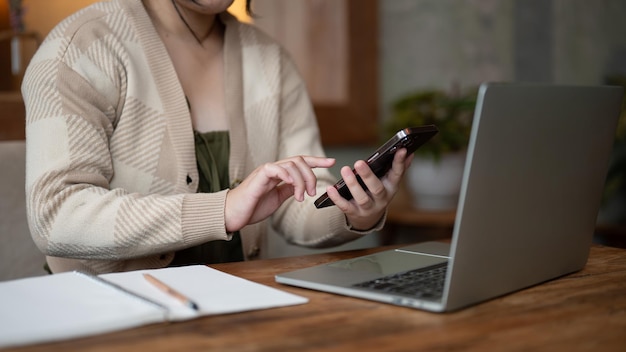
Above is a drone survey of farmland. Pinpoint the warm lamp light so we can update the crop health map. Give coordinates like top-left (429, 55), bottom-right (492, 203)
top-left (228, 0), bottom-right (251, 23)
top-left (0, 1), bottom-right (7, 19)
top-left (0, 1), bottom-right (10, 32)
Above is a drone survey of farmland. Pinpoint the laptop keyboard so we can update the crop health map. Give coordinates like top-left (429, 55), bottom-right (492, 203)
top-left (353, 262), bottom-right (448, 300)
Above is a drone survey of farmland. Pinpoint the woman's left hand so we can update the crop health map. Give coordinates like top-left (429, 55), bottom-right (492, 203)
top-left (325, 148), bottom-right (413, 231)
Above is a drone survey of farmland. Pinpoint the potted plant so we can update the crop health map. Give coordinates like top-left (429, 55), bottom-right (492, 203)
top-left (384, 86), bottom-right (477, 210)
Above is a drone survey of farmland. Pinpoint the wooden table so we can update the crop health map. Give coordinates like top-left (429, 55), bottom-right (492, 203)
top-left (6, 244), bottom-right (626, 352)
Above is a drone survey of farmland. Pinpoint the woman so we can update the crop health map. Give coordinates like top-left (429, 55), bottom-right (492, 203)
top-left (22, 0), bottom-right (411, 274)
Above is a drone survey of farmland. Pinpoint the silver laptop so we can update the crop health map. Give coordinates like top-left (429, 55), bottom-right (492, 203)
top-left (276, 83), bottom-right (623, 312)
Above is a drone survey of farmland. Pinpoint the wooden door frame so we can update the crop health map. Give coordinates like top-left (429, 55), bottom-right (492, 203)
top-left (315, 0), bottom-right (378, 146)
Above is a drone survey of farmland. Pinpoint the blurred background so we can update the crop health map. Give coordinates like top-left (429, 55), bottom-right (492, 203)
top-left (1, 0), bottom-right (625, 279)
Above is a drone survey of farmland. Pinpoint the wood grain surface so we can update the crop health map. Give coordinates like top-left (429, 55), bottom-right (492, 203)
top-left (6, 245), bottom-right (626, 352)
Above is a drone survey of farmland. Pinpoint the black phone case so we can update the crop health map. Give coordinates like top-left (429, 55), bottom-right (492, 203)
top-left (314, 125), bottom-right (439, 208)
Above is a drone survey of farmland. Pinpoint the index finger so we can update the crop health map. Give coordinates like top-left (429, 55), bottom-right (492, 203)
top-left (298, 156), bottom-right (336, 169)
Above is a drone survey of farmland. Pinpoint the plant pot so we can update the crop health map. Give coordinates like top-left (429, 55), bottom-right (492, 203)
top-left (406, 151), bottom-right (466, 210)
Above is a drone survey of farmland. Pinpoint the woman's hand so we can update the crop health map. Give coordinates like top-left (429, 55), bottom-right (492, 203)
top-left (224, 156), bottom-right (336, 233)
top-left (326, 148), bottom-right (413, 231)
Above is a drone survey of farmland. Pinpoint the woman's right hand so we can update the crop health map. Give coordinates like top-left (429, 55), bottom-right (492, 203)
top-left (223, 156), bottom-right (336, 233)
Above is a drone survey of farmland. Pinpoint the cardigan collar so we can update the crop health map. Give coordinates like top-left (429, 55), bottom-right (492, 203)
top-left (120, 0), bottom-right (248, 189)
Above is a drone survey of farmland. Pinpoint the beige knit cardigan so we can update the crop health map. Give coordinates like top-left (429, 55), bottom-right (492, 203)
top-left (22, 0), bottom-right (379, 274)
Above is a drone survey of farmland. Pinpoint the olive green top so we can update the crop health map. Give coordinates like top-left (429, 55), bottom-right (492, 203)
top-left (169, 131), bottom-right (244, 266)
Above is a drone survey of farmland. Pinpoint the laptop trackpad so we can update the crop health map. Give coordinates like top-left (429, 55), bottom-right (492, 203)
top-left (327, 245), bottom-right (448, 275)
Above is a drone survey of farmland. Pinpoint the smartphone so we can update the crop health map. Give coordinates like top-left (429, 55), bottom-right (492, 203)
top-left (314, 125), bottom-right (439, 208)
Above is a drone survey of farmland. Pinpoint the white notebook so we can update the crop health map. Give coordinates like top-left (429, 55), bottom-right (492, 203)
top-left (0, 265), bottom-right (308, 348)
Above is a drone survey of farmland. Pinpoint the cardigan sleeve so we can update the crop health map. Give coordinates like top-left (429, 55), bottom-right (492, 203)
top-left (22, 14), bottom-right (228, 262)
top-left (269, 48), bottom-right (385, 248)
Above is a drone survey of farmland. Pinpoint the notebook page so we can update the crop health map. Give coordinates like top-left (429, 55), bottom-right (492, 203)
top-left (0, 272), bottom-right (165, 348)
top-left (102, 265), bottom-right (309, 321)
top-left (0, 265), bottom-right (308, 348)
